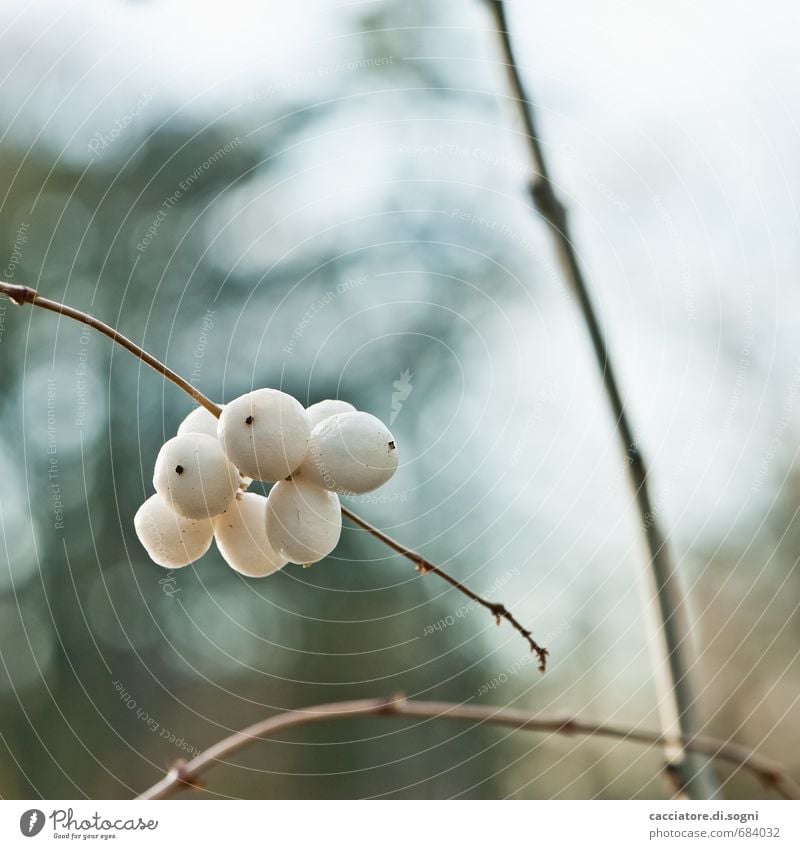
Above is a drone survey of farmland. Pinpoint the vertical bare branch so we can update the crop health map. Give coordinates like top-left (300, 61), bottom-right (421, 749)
top-left (486, 1), bottom-right (718, 798)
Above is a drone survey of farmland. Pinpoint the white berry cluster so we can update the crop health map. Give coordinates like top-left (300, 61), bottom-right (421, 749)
top-left (134, 390), bottom-right (398, 576)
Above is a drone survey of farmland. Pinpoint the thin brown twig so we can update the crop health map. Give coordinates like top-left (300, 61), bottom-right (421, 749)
top-left (136, 694), bottom-right (800, 800)
top-left (0, 279), bottom-right (547, 668)
top-left (486, 2), bottom-right (716, 797)
top-left (341, 506), bottom-right (548, 671)
top-left (0, 282), bottom-right (220, 418)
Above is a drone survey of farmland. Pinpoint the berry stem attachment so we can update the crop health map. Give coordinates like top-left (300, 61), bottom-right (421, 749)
top-left (0, 279), bottom-right (548, 670)
top-left (136, 694), bottom-right (800, 800)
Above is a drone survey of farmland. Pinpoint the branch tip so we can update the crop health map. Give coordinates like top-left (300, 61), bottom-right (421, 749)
top-left (340, 506), bottom-right (546, 666)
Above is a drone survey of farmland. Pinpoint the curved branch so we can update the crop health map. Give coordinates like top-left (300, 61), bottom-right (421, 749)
top-left (0, 282), bottom-right (220, 417)
top-left (0, 280), bottom-right (547, 667)
top-left (136, 695), bottom-right (800, 800)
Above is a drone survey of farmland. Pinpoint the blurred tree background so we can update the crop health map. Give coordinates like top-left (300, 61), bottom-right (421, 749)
top-left (0, 0), bottom-right (798, 799)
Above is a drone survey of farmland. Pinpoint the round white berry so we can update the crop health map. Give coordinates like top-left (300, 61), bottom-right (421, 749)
top-left (217, 389), bottom-right (310, 482)
top-left (178, 405), bottom-right (253, 491)
top-left (265, 478), bottom-right (341, 564)
top-left (306, 399), bottom-right (356, 430)
top-left (134, 493), bottom-right (213, 568)
top-left (177, 405), bottom-right (223, 439)
top-left (213, 492), bottom-right (288, 578)
top-left (153, 433), bottom-right (239, 519)
top-left (298, 411), bottom-right (398, 494)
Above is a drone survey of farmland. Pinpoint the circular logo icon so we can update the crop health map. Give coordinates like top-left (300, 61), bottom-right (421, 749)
top-left (19, 810), bottom-right (46, 837)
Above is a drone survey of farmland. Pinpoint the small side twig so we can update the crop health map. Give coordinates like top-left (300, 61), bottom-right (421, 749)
top-left (0, 280), bottom-right (547, 668)
top-left (341, 506), bottom-right (548, 671)
top-left (136, 694), bottom-right (800, 800)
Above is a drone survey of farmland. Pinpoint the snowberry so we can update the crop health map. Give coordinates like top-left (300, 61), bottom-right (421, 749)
top-left (298, 411), bottom-right (398, 494)
top-left (134, 493), bottom-right (213, 568)
top-left (213, 492), bottom-right (288, 578)
top-left (179, 405), bottom-right (253, 491)
top-left (153, 432), bottom-right (239, 519)
top-left (306, 399), bottom-right (356, 430)
top-left (265, 478), bottom-right (342, 564)
top-left (217, 389), bottom-right (310, 482)
top-left (177, 405), bottom-right (223, 440)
